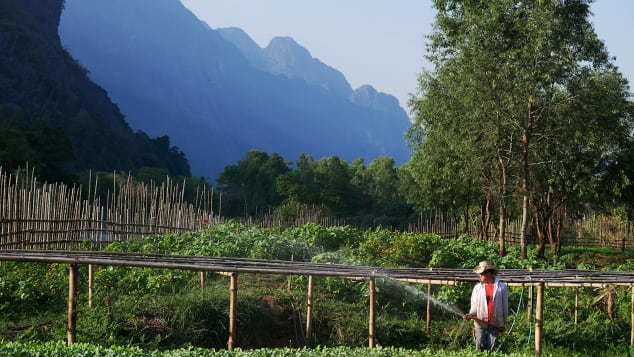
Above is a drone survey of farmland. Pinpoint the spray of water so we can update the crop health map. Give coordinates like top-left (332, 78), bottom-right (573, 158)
top-left (376, 275), bottom-right (473, 349)
top-left (367, 269), bottom-right (466, 317)
top-left (391, 277), bottom-right (466, 317)
top-left (311, 256), bottom-right (473, 348)
top-left (312, 254), bottom-right (467, 317)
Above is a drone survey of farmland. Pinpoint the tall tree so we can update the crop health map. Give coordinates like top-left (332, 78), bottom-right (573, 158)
top-left (216, 150), bottom-right (290, 217)
top-left (364, 157), bottom-right (401, 216)
top-left (313, 156), bottom-right (359, 216)
top-left (409, 0), bottom-right (632, 258)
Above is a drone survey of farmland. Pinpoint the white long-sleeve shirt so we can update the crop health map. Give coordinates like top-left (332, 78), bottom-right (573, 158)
top-left (468, 276), bottom-right (509, 329)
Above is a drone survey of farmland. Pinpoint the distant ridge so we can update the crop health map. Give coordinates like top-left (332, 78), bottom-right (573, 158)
top-left (217, 27), bottom-right (407, 115)
top-left (59, 0), bottom-right (411, 180)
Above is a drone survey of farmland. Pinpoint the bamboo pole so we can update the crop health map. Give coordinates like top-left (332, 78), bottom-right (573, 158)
top-left (200, 271), bottom-right (206, 293)
top-left (368, 277), bottom-right (376, 348)
top-left (527, 282), bottom-right (533, 324)
top-left (631, 285), bottom-right (634, 347)
top-left (574, 287), bottom-right (579, 327)
top-left (396, 278), bottom-right (459, 286)
top-left (88, 264), bottom-right (94, 308)
top-left (426, 282), bottom-right (431, 334)
top-left (607, 286), bottom-right (615, 320)
top-left (288, 255), bottom-right (294, 291)
top-left (305, 275), bottom-right (314, 341)
top-left (67, 263), bottom-right (78, 345)
top-left (535, 282), bottom-right (544, 357)
top-left (228, 272), bottom-right (237, 351)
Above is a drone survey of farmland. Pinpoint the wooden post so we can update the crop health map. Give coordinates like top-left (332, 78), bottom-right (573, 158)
top-left (607, 286), bottom-right (616, 320)
top-left (305, 275), bottom-right (314, 342)
top-left (228, 272), bottom-right (237, 351)
top-left (574, 287), bottom-right (579, 327)
top-left (200, 271), bottom-right (206, 292)
top-left (534, 282), bottom-right (544, 357)
top-left (68, 263), bottom-right (78, 345)
top-left (630, 285), bottom-right (634, 347)
top-left (88, 264), bottom-right (94, 308)
top-left (527, 269), bottom-right (533, 324)
top-left (426, 281), bottom-right (431, 334)
top-left (288, 255), bottom-right (294, 291)
top-left (369, 278), bottom-right (376, 348)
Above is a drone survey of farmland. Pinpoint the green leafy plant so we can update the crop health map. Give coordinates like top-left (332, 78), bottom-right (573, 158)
top-left (1, 223), bottom-right (633, 355)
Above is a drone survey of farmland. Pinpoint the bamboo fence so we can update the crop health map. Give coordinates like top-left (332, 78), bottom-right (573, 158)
top-left (404, 211), bottom-right (634, 250)
top-left (0, 167), bottom-right (216, 250)
top-left (1, 166), bottom-right (632, 250)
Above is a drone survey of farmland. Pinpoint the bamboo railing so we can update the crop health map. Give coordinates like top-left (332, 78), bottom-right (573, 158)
top-left (2, 249), bottom-right (634, 354)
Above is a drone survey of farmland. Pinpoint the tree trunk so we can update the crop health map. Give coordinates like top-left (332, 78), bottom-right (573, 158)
top-left (482, 196), bottom-right (491, 241)
top-left (498, 203), bottom-right (507, 257)
top-left (520, 102), bottom-right (533, 260)
top-left (465, 179), bottom-right (472, 235)
top-left (534, 211), bottom-right (545, 259)
top-left (547, 213), bottom-right (556, 251)
top-left (531, 198), bottom-right (552, 259)
top-left (497, 157), bottom-right (508, 257)
top-left (546, 192), bottom-right (557, 251)
top-left (555, 207), bottom-right (564, 253)
top-left (521, 194), bottom-right (530, 259)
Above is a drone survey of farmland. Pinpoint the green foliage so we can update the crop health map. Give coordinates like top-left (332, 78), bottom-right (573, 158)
top-left (217, 150), bottom-right (290, 217)
top-left (0, 262), bottom-right (67, 308)
top-left (0, 340), bottom-right (545, 356)
top-left (0, 117), bottom-right (75, 183)
top-left (78, 288), bottom-right (229, 350)
top-left (407, 0), bottom-right (634, 259)
top-left (356, 229), bottom-right (442, 267)
top-left (94, 266), bottom-right (191, 297)
top-left (545, 310), bottom-right (629, 351)
top-left (374, 313), bottom-right (428, 349)
top-left (216, 152), bottom-right (415, 230)
top-left (104, 223), bottom-right (312, 262)
top-left (289, 223), bottom-right (363, 252)
top-left (2, 224), bottom-right (634, 355)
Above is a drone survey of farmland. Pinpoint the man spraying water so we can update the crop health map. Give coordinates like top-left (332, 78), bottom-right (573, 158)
top-left (463, 260), bottom-right (509, 352)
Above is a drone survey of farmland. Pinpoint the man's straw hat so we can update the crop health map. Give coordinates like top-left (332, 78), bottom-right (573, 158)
top-left (473, 260), bottom-right (498, 275)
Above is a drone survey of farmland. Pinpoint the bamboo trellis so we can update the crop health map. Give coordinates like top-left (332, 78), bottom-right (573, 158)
top-left (2, 250), bottom-right (634, 355)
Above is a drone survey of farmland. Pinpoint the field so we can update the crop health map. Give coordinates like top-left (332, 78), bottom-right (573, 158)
top-left (1, 222), bottom-right (634, 356)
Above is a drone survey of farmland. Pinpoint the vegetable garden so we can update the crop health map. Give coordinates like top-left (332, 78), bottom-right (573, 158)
top-left (2, 223), bottom-right (634, 356)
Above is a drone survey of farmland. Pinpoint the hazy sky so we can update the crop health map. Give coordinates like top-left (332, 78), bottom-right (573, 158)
top-left (180, 0), bottom-right (633, 111)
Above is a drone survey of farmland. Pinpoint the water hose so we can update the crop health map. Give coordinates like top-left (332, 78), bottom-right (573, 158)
top-left (468, 316), bottom-right (502, 330)
top-left (494, 284), bottom-right (524, 352)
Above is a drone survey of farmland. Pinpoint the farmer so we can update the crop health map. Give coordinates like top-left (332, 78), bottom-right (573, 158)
top-left (463, 260), bottom-right (509, 352)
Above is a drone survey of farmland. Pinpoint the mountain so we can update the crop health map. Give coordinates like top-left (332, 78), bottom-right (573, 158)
top-left (59, 0), bottom-right (411, 180)
top-left (217, 27), bottom-right (408, 115)
top-left (218, 28), bottom-right (353, 99)
top-left (0, 0), bottom-right (191, 179)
